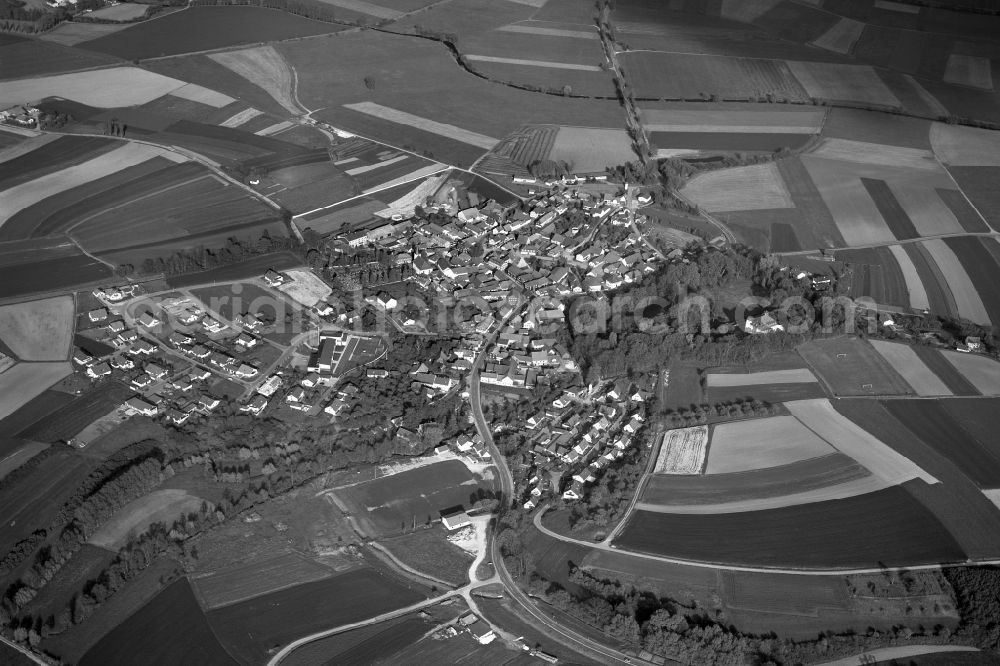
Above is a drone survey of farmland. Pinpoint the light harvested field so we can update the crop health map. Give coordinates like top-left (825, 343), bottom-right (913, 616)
top-left (277, 268), bottom-right (332, 307)
top-left (681, 162), bottom-right (793, 212)
top-left (168, 83), bottom-right (235, 108)
top-left (84, 3), bottom-right (148, 20)
top-left (922, 238), bottom-right (991, 324)
top-left (89, 489), bottom-right (206, 551)
top-left (219, 107), bottom-right (263, 128)
top-left (255, 120), bottom-right (294, 136)
top-left (0, 295), bottom-right (73, 361)
top-left (800, 156), bottom-right (894, 246)
top-left (38, 21), bottom-right (128, 46)
top-left (547, 126), bottom-right (634, 173)
top-left (943, 351), bottom-right (1000, 395)
top-left (0, 67), bottom-right (185, 109)
top-left (343, 102), bottom-right (497, 149)
top-left (636, 475), bottom-right (888, 514)
top-left (869, 340), bottom-right (953, 396)
top-left (786, 398), bottom-right (937, 484)
top-left (809, 137), bottom-right (939, 171)
top-left (313, 0), bottom-right (402, 19)
top-left (464, 55), bottom-right (602, 72)
top-left (887, 174), bottom-right (964, 237)
top-left (641, 107), bottom-right (824, 133)
top-left (0, 441), bottom-right (49, 481)
top-left (888, 245), bottom-right (930, 310)
top-left (193, 552), bottom-right (336, 609)
top-left (706, 368), bottom-right (817, 387)
top-left (787, 61), bottom-right (901, 107)
top-left (705, 416), bottom-right (834, 474)
top-left (0, 362), bottom-right (72, 421)
top-left (811, 17), bottom-right (865, 55)
top-left (798, 337), bottom-right (913, 396)
top-left (209, 46), bottom-right (299, 115)
top-left (0, 142), bottom-right (184, 227)
top-left (944, 54), bottom-right (993, 90)
top-left (496, 24), bottom-right (597, 39)
top-left (931, 123), bottom-right (1000, 166)
top-left (653, 426), bottom-right (708, 475)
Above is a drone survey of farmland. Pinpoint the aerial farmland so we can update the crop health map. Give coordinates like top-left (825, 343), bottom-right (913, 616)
top-left (5, 0), bottom-right (1000, 664)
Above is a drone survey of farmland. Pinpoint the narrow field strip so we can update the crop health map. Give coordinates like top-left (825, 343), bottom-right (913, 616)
top-left (869, 341), bottom-right (953, 396)
top-left (922, 238), bottom-right (991, 324)
top-left (311, 0), bottom-right (401, 19)
top-left (219, 107), bottom-right (264, 128)
top-left (636, 475), bottom-right (888, 514)
top-left (944, 53), bottom-right (993, 91)
top-left (465, 54), bottom-right (602, 71)
top-left (888, 244), bottom-right (929, 311)
top-left (943, 351), bottom-right (1000, 395)
top-left (342, 102), bottom-right (498, 149)
top-left (497, 24), bottom-right (597, 39)
top-left (641, 108), bottom-right (825, 130)
top-left (874, 0), bottom-right (919, 12)
top-left (255, 121), bottom-right (295, 136)
top-left (811, 17), bottom-right (864, 55)
top-left (169, 83), bottom-right (235, 108)
top-left (810, 138), bottom-right (939, 171)
top-left (0, 143), bottom-right (184, 226)
top-left (785, 398), bottom-right (938, 485)
top-left (706, 368), bottom-right (817, 387)
top-left (344, 154), bottom-right (409, 176)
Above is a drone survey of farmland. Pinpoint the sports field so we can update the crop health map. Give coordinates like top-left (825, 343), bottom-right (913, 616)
top-left (798, 337), bottom-right (913, 396)
top-left (706, 416), bottom-right (833, 474)
top-left (89, 489), bottom-right (206, 551)
top-left (615, 486), bottom-right (965, 568)
top-left (0, 295), bottom-right (73, 361)
top-left (681, 162), bottom-right (793, 213)
top-left (869, 341), bottom-right (952, 396)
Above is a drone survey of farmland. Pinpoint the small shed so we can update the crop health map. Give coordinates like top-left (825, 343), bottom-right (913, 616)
top-left (441, 509), bottom-right (471, 531)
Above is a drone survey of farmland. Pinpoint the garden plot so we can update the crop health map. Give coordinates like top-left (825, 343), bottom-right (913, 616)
top-left (944, 54), bottom-right (993, 91)
top-left (943, 351), bottom-right (1000, 395)
top-left (209, 46), bottom-right (300, 115)
top-left (706, 368), bottom-right (817, 387)
top-left (787, 62), bottom-right (901, 108)
top-left (277, 268), bottom-right (332, 307)
top-left (652, 426), bottom-right (708, 475)
top-left (342, 102), bottom-right (498, 149)
top-left (0, 294), bottom-right (73, 360)
top-left (548, 127), bottom-right (635, 173)
top-left (922, 239), bottom-right (991, 324)
top-left (811, 18), bottom-right (864, 55)
top-left (640, 107), bottom-right (824, 134)
top-left (931, 123), bottom-right (1000, 166)
top-left (680, 162), bottom-right (793, 213)
top-left (869, 341), bottom-right (952, 396)
top-left (785, 398), bottom-right (937, 485)
top-left (0, 142), bottom-right (185, 227)
top-left (0, 67), bottom-right (186, 109)
top-left (705, 416), bottom-right (834, 474)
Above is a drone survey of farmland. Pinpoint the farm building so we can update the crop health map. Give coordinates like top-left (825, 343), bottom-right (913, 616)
top-left (744, 312), bottom-right (784, 335)
top-left (441, 509), bottom-right (471, 531)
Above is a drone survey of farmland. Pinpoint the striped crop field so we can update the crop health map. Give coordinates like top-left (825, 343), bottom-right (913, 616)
top-left (868, 340), bottom-right (953, 396)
